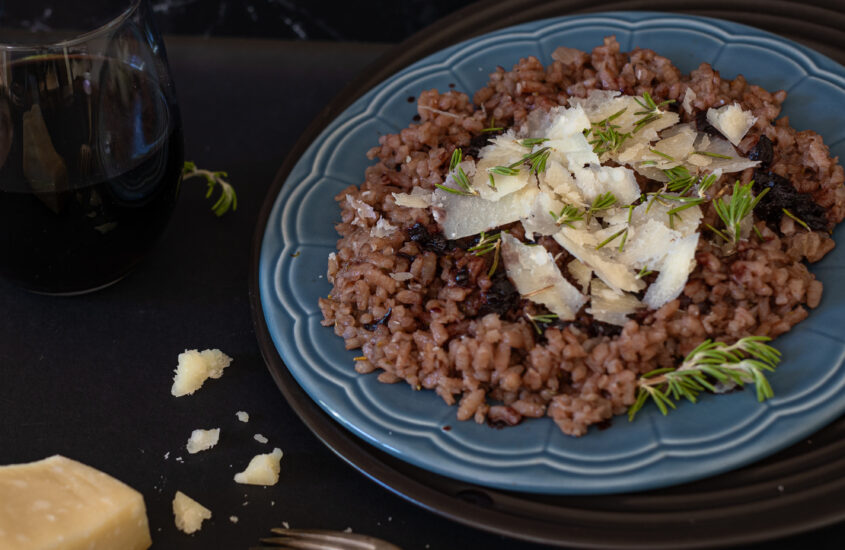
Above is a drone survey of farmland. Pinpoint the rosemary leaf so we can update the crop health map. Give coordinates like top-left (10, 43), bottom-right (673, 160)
top-left (183, 161), bottom-right (238, 216)
top-left (782, 208), bottom-right (811, 231)
top-left (692, 150), bottom-right (732, 159)
top-left (520, 137), bottom-right (549, 147)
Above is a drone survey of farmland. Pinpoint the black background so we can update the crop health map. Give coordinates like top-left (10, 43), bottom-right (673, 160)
top-left (1, 0), bottom-right (477, 42)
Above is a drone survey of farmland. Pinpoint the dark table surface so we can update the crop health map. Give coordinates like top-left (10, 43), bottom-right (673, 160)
top-left (2, 34), bottom-right (844, 550)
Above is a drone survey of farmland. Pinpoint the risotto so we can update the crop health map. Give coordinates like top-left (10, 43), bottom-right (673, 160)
top-left (318, 37), bottom-right (844, 436)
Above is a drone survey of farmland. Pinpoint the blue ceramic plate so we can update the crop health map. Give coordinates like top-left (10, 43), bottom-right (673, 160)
top-left (259, 12), bottom-right (845, 494)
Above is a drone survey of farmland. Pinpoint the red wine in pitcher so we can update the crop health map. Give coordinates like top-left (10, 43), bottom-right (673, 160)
top-left (0, 54), bottom-right (182, 293)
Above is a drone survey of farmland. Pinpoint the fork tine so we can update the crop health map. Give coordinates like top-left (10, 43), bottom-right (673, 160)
top-left (260, 537), bottom-right (345, 550)
top-left (268, 529), bottom-right (375, 549)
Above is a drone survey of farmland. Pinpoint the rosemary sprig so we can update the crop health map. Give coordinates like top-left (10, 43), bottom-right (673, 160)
top-left (487, 165), bottom-right (520, 176)
top-left (550, 204), bottom-right (585, 227)
top-left (587, 108), bottom-right (630, 155)
top-left (525, 147), bottom-right (552, 175)
top-left (665, 196), bottom-right (707, 228)
top-left (520, 137), bottom-right (549, 147)
top-left (664, 165), bottom-right (695, 194)
top-left (628, 336), bottom-right (781, 421)
top-left (435, 148), bottom-right (477, 196)
top-left (526, 312), bottom-right (559, 334)
top-left (632, 92), bottom-right (675, 134)
top-left (586, 192), bottom-right (617, 219)
top-left (596, 227), bottom-right (628, 251)
top-left (698, 173), bottom-right (718, 195)
top-left (596, 205), bottom-right (634, 251)
top-left (782, 208), bottom-right (811, 231)
top-left (481, 117), bottom-right (504, 133)
top-left (707, 180), bottom-right (769, 244)
top-left (636, 265), bottom-right (653, 279)
top-left (488, 146), bottom-right (552, 181)
top-left (468, 231), bottom-right (503, 276)
top-left (182, 161), bottom-right (238, 216)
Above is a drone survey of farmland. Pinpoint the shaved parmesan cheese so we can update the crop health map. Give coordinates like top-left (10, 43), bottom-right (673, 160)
top-left (682, 88), bottom-right (697, 114)
top-left (568, 90), bottom-right (623, 122)
top-left (501, 233), bottom-right (586, 320)
top-left (545, 105), bottom-right (598, 170)
top-left (572, 165), bottom-right (640, 205)
top-left (588, 279), bottom-right (644, 326)
top-left (706, 103), bottom-right (757, 146)
top-left (521, 190), bottom-right (564, 239)
top-left (696, 136), bottom-right (760, 173)
top-left (643, 232), bottom-right (699, 309)
top-left (650, 124), bottom-right (697, 163)
top-left (392, 188), bottom-right (432, 208)
top-left (520, 106), bottom-right (555, 137)
top-left (472, 133), bottom-right (532, 199)
top-left (567, 259), bottom-right (592, 292)
top-left (628, 198), bottom-right (702, 238)
top-left (570, 90), bottom-right (679, 144)
top-left (554, 228), bottom-right (643, 293)
top-left (617, 219), bottom-right (679, 269)
top-left (370, 217), bottom-right (397, 238)
top-left (540, 159), bottom-right (585, 206)
top-left (433, 185), bottom-right (538, 239)
top-left (345, 195), bottom-right (376, 226)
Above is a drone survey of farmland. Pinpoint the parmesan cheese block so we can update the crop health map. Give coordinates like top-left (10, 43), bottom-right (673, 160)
top-left (171, 348), bottom-right (232, 397)
top-left (172, 491), bottom-right (211, 535)
top-left (0, 455), bottom-right (151, 550)
top-left (706, 103), bottom-right (757, 146)
top-left (501, 233), bottom-right (586, 320)
top-left (233, 448), bottom-right (283, 486)
top-left (186, 428), bottom-right (220, 454)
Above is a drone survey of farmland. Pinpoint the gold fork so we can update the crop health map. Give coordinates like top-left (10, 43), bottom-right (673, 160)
top-left (252, 528), bottom-right (402, 550)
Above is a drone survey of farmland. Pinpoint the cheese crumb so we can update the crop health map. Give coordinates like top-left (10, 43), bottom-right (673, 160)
top-left (229, 516), bottom-right (239, 524)
top-left (172, 491), bottom-right (212, 535)
top-left (235, 411), bottom-right (249, 423)
top-left (186, 428), bottom-right (221, 454)
top-left (253, 433), bottom-right (269, 444)
top-left (171, 349), bottom-right (232, 397)
top-left (234, 448), bottom-right (283, 486)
